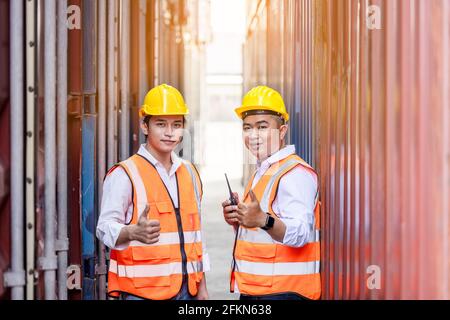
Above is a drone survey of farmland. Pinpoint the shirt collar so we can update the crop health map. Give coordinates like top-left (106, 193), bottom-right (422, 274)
top-left (137, 144), bottom-right (182, 177)
top-left (257, 145), bottom-right (296, 169)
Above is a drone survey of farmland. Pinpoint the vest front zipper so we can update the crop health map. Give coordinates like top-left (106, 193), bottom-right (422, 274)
top-left (174, 174), bottom-right (188, 288)
top-left (174, 207), bottom-right (188, 286)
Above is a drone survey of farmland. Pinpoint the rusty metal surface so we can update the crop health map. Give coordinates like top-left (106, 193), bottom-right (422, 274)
top-left (34, 0), bottom-right (46, 300)
top-left (67, 0), bottom-right (83, 300)
top-left (129, 0), bottom-right (142, 154)
top-left (244, 0), bottom-right (450, 299)
top-left (315, 0), bottom-right (450, 300)
top-left (1, 0), bottom-right (197, 300)
top-left (67, 98), bottom-right (82, 301)
top-left (80, 0), bottom-right (97, 299)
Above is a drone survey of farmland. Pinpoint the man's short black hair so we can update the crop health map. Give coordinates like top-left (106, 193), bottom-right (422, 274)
top-left (242, 110), bottom-right (286, 126)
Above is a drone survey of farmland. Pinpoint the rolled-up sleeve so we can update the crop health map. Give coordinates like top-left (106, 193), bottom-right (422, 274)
top-left (96, 167), bottom-right (133, 250)
top-left (273, 166), bottom-right (318, 248)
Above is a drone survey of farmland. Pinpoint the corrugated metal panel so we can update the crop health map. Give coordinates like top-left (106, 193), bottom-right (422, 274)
top-left (80, 0), bottom-right (97, 300)
top-left (129, 0), bottom-right (143, 154)
top-left (67, 97), bottom-right (82, 300)
top-left (244, 0), bottom-right (450, 299)
top-left (81, 113), bottom-right (96, 299)
top-left (156, 0), bottom-right (186, 88)
top-left (67, 0), bottom-right (83, 300)
top-left (2, 0), bottom-right (194, 300)
top-left (0, 0), bottom-right (11, 299)
top-left (242, 0), bottom-right (266, 185)
top-left (34, 0), bottom-right (46, 300)
top-left (314, 0), bottom-right (450, 300)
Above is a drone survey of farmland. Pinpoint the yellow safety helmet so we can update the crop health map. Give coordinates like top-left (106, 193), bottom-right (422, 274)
top-left (234, 85), bottom-right (289, 122)
top-left (139, 84), bottom-right (189, 117)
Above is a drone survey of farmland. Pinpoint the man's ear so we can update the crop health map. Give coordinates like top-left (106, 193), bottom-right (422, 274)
top-left (280, 124), bottom-right (288, 140)
top-left (140, 120), bottom-right (149, 135)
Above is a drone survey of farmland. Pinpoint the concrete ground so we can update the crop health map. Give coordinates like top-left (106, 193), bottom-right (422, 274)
top-left (201, 178), bottom-right (242, 300)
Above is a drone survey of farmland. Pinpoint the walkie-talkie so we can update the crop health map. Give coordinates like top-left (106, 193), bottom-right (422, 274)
top-left (225, 173), bottom-right (237, 205)
top-left (225, 173), bottom-right (239, 292)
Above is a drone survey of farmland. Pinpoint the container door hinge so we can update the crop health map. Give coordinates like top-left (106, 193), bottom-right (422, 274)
top-left (38, 255), bottom-right (58, 271)
top-left (55, 238), bottom-right (69, 252)
top-left (3, 270), bottom-right (26, 288)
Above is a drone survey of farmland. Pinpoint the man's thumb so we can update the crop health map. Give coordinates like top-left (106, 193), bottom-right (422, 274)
top-left (139, 204), bottom-right (150, 220)
top-left (232, 192), bottom-right (240, 204)
top-left (249, 190), bottom-right (258, 202)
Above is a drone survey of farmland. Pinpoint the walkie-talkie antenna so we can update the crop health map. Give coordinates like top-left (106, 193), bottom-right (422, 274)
top-left (224, 173), bottom-right (239, 290)
top-left (225, 173), bottom-right (236, 205)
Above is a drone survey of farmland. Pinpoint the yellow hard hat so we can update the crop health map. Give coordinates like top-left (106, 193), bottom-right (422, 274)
top-left (234, 85), bottom-right (289, 122)
top-left (139, 84), bottom-right (189, 117)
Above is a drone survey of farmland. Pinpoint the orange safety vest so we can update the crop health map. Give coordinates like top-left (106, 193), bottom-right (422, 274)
top-left (231, 154), bottom-right (321, 299)
top-left (106, 153), bottom-right (204, 300)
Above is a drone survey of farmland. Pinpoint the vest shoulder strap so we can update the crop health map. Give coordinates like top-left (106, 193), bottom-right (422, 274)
top-left (181, 160), bottom-right (203, 210)
top-left (243, 170), bottom-right (258, 200)
top-left (104, 156), bottom-right (136, 182)
top-left (258, 154), bottom-right (319, 211)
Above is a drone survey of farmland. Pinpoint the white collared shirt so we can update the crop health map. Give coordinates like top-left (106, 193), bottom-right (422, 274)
top-left (252, 145), bottom-right (318, 247)
top-left (96, 144), bottom-right (210, 271)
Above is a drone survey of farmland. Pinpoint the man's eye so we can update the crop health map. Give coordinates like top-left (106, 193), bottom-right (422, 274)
top-left (174, 124), bottom-right (182, 129)
top-left (156, 123), bottom-right (165, 127)
top-left (243, 127), bottom-right (251, 131)
top-left (258, 126), bottom-right (268, 130)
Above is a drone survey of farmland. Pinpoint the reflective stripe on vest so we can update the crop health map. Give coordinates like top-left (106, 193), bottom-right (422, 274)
top-left (107, 154), bottom-right (204, 300)
top-left (238, 228), bottom-right (320, 245)
top-left (123, 156), bottom-right (147, 224)
top-left (235, 259), bottom-right (320, 276)
top-left (258, 157), bottom-right (305, 212)
top-left (233, 154), bottom-right (321, 300)
top-left (129, 230), bottom-right (202, 247)
top-left (109, 259), bottom-right (203, 278)
top-left (182, 160), bottom-right (202, 214)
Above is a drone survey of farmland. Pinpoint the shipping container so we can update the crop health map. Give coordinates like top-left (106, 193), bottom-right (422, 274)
top-left (0, 0), bottom-right (207, 300)
top-left (243, 0), bottom-right (450, 299)
top-left (0, 0), bottom-right (11, 300)
top-left (2, 0), bottom-right (448, 301)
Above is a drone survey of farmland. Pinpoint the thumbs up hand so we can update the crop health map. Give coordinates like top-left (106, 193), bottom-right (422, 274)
top-left (129, 204), bottom-right (161, 244)
top-left (236, 190), bottom-right (267, 229)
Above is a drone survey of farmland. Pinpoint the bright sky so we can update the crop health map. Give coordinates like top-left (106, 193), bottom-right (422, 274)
top-left (206, 0), bottom-right (246, 75)
top-left (202, 0), bottom-right (246, 181)
top-left (210, 0), bottom-right (246, 34)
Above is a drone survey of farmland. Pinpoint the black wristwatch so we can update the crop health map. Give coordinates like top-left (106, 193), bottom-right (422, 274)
top-left (261, 213), bottom-right (275, 230)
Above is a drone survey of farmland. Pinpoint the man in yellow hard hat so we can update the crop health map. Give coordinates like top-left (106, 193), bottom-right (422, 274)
top-left (97, 84), bottom-right (210, 300)
top-left (221, 85), bottom-right (321, 300)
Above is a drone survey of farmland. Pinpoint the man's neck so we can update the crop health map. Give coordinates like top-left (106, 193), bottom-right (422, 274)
top-left (145, 143), bottom-right (173, 171)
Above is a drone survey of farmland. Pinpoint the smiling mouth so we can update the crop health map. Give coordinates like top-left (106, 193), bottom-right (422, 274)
top-left (161, 140), bottom-right (176, 144)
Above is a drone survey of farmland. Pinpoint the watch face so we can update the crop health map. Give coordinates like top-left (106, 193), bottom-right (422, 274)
top-left (262, 215), bottom-right (275, 230)
top-left (267, 216), bottom-right (275, 229)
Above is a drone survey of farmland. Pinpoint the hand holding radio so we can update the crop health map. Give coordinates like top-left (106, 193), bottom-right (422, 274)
top-left (236, 190), bottom-right (267, 229)
top-left (222, 174), bottom-right (240, 227)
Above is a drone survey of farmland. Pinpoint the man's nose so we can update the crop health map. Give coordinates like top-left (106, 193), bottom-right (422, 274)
top-left (249, 128), bottom-right (259, 138)
top-left (164, 126), bottom-right (174, 137)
